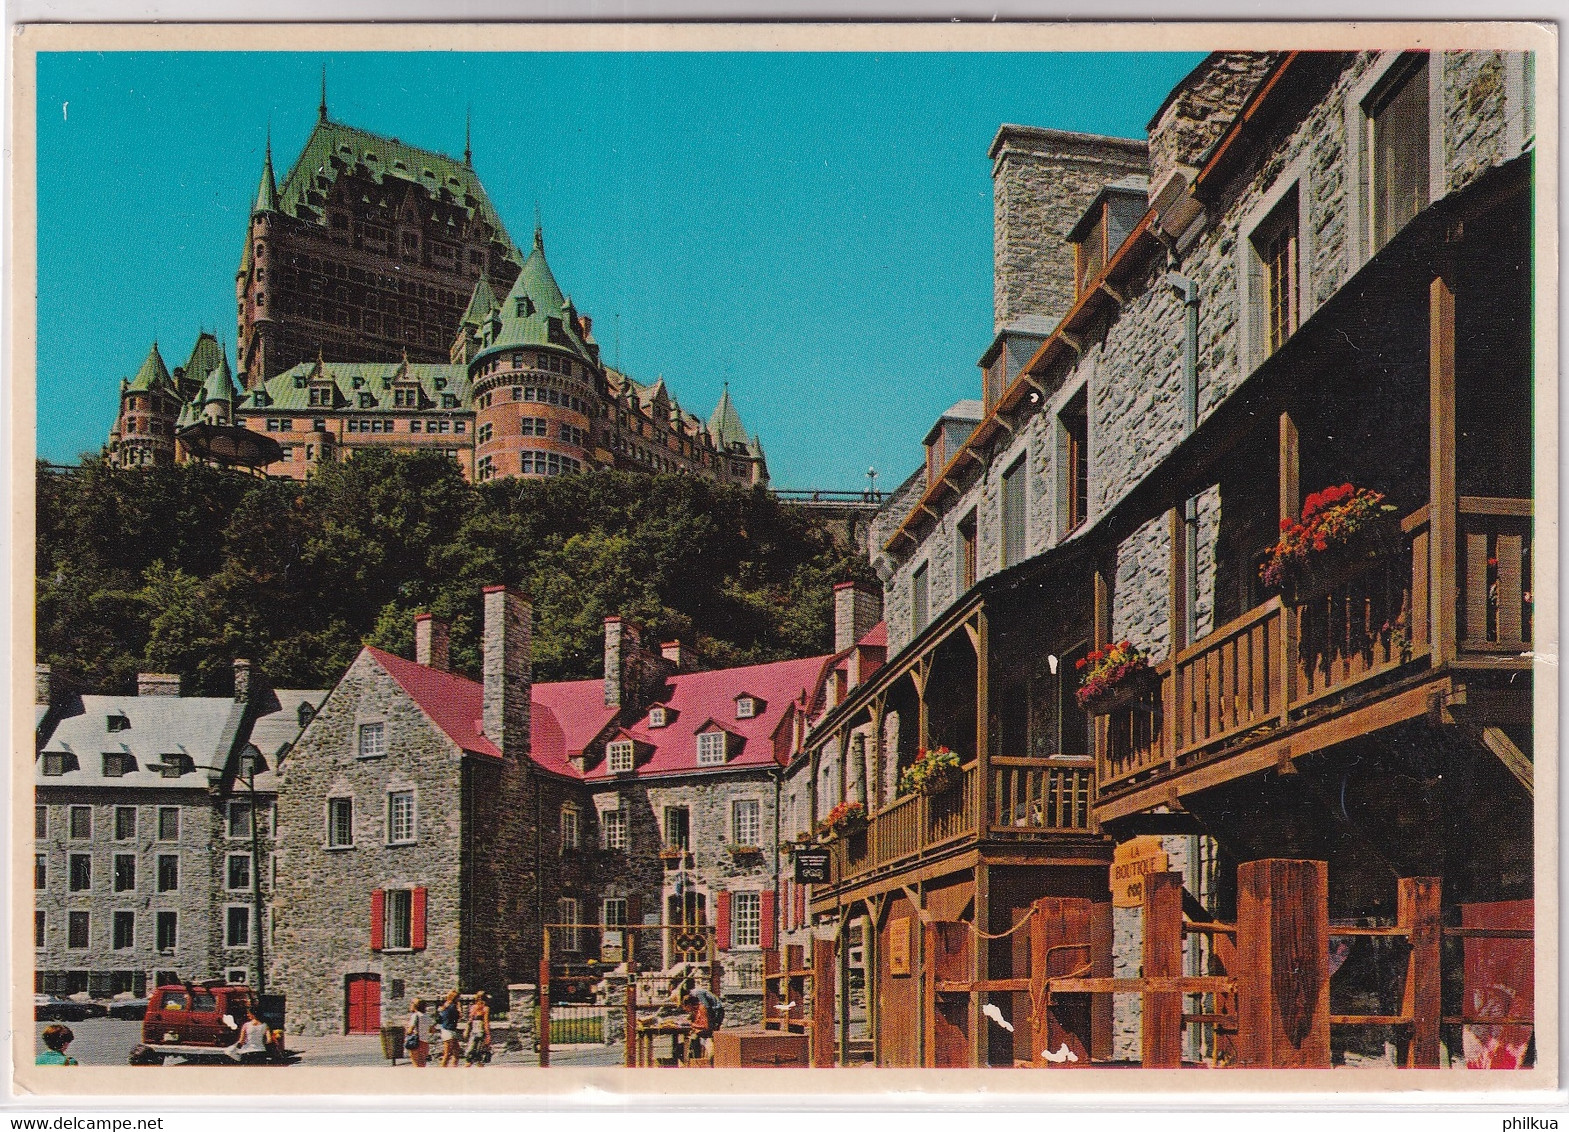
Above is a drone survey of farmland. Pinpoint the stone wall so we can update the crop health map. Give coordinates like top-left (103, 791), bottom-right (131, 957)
top-left (1147, 53), bottom-right (1279, 195)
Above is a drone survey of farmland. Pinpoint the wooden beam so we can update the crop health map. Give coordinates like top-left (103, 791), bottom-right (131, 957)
top-left (1169, 507), bottom-right (1189, 653)
top-left (1430, 273), bottom-right (1458, 664)
top-left (1278, 410), bottom-right (1300, 526)
top-left (972, 863), bottom-right (990, 1067)
top-left (1142, 871), bottom-right (1184, 1068)
top-left (812, 936), bottom-right (836, 1067)
top-left (1477, 725), bottom-right (1533, 795)
top-left (1236, 859), bottom-right (1329, 1068)
top-left (1399, 877), bottom-right (1443, 1068)
top-left (1047, 976), bottom-right (1234, 995)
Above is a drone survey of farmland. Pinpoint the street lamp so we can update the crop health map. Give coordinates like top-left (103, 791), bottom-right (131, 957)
top-left (237, 744), bottom-right (267, 995)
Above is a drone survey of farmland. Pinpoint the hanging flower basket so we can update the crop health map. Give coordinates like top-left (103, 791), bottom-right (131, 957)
top-left (899, 747), bottom-right (962, 797)
top-left (819, 800), bottom-right (868, 838)
top-left (1075, 642), bottom-right (1156, 715)
top-left (1261, 484), bottom-right (1404, 606)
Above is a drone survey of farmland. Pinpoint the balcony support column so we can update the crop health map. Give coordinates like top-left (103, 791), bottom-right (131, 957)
top-left (1429, 272), bottom-right (1458, 665)
top-left (1167, 507), bottom-right (1189, 767)
top-left (1093, 566), bottom-right (1112, 769)
top-left (972, 861), bottom-right (991, 1067)
top-left (870, 696), bottom-right (887, 810)
top-left (1278, 411), bottom-right (1301, 721)
top-left (973, 608), bottom-right (990, 835)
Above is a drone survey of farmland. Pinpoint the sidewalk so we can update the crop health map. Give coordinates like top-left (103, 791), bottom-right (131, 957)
top-left (280, 1032), bottom-right (626, 1068)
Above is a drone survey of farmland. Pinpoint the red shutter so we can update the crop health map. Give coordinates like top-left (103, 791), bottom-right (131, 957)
top-left (716, 889), bottom-right (732, 950)
top-left (370, 889), bottom-right (385, 951)
top-left (782, 881), bottom-right (792, 931)
top-left (794, 880), bottom-right (806, 926)
top-left (410, 887), bottom-right (428, 950)
top-left (760, 889), bottom-right (777, 950)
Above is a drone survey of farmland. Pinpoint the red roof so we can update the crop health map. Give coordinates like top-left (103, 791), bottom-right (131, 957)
top-left (858, 621), bottom-right (887, 648)
top-left (365, 648), bottom-right (615, 774)
top-left (586, 653), bottom-right (834, 781)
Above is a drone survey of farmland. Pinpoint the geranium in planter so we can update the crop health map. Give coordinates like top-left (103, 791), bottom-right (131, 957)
top-left (1260, 484), bottom-right (1402, 605)
top-left (898, 746), bottom-right (962, 797)
top-left (821, 800), bottom-right (868, 838)
top-left (1074, 641), bottom-right (1156, 714)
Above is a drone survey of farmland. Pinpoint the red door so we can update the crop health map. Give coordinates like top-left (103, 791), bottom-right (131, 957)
top-left (345, 974), bottom-right (381, 1034)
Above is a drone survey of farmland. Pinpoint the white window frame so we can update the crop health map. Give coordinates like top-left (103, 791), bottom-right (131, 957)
top-left (228, 799), bottom-right (273, 840)
top-left (732, 799), bottom-right (762, 847)
top-left (68, 852), bottom-right (91, 892)
top-left (36, 911), bottom-right (45, 950)
top-left (114, 853), bottom-right (137, 893)
top-left (387, 789), bottom-right (417, 846)
top-left (227, 968), bottom-right (249, 986)
top-left (732, 891), bottom-right (762, 949)
top-left (67, 910), bottom-right (91, 950)
top-left (607, 739), bottom-right (635, 773)
top-left (156, 910), bottom-right (178, 953)
top-left (383, 888), bottom-right (413, 951)
top-left (113, 806), bottom-right (136, 841)
top-left (157, 806), bottom-right (180, 842)
top-left (357, 720), bottom-right (387, 759)
top-left (697, 731), bottom-right (727, 766)
top-left (648, 706), bottom-right (667, 729)
top-left (602, 806), bottom-right (628, 851)
top-left (36, 805), bottom-right (47, 839)
top-left (226, 852), bottom-right (252, 892)
top-left (112, 909), bottom-right (136, 951)
top-left (1346, 51), bottom-right (1445, 271)
top-left (156, 853), bottom-right (179, 893)
top-left (557, 897), bottom-right (581, 952)
top-left (69, 805), bottom-right (92, 840)
top-left (602, 897), bottom-right (629, 928)
top-left (225, 905), bottom-right (252, 949)
top-left (735, 696), bottom-right (756, 720)
top-left (560, 804), bottom-right (580, 853)
top-left (327, 796), bottom-right (355, 849)
top-left (35, 853), bottom-right (47, 891)
top-left (1238, 167), bottom-right (1312, 374)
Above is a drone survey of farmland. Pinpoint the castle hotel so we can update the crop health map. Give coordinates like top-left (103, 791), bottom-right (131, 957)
top-left (105, 94), bottom-right (768, 488)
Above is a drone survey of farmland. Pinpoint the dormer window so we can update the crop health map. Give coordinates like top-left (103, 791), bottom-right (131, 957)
top-left (102, 752), bottom-right (137, 777)
top-left (648, 706), bottom-right (668, 729)
top-left (607, 740), bottom-right (635, 774)
top-left (735, 696), bottom-right (757, 720)
top-left (697, 731), bottom-right (727, 766)
top-left (298, 701), bottom-right (317, 728)
top-left (159, 753), bottom-right (193, 778)
top-left (293, 375), bottom-right (307, 389)
top-left (1074, 205), bottom-right (1108, 298)
top-left (107, 713), bottom-right (131, 733)
top-left (42, 752), bottom-right (74, 776)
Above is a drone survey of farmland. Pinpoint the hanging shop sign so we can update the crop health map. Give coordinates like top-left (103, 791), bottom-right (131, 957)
top-left (1111, 836), bottom-right (1170, 908)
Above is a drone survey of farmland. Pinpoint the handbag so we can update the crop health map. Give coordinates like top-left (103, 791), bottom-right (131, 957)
top-left (404, 1029), bottom-right (419, 1051)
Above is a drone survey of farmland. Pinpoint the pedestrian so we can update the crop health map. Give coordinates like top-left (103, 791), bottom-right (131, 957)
top-left (225, 1006), bottom-right (272, 1064)
top-left (436, 991), bottom-right (462, 1067)
top-left (36, 1024), bottom-right (77, 1065)
top-left (680, 992), bottom-right (713, 1062)
top-left (405, 999), bottom-right (431, 1067)
top-left (464, 991), bottom-right (491, 1066)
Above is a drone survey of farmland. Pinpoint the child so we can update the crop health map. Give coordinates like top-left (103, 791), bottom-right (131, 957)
top-left (37, 1024), bottom-right (78, 1065)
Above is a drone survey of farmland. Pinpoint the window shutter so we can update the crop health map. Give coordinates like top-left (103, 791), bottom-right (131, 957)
top-left (629, 893), bottom-right (643, 927)
top-left (716, 889), bottom-right (732, 951)
top-left (370, 889), bottom-right (385, 951)
top-left (794, 880), bottom-right (806, 927)
top-left (410, 887), bottom-right (427, 950)
top-left (760, 889), bottom-right (777, 950)
top-left (782, 881), bottom-right (792, 932)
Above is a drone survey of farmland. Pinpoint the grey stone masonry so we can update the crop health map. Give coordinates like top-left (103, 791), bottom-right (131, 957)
top-left (1147, 53), bottom-right (1280, 198)
top-left (414, 613), bottom-right (450, 671)
top-left (833, 582), bottom-right (882, 652)
top-left (990, 125), bottom-right (1148, 333)
top-left (137, 673), bottom-right (181, 697)
top-left (483, 586), bottom-right (530, 759)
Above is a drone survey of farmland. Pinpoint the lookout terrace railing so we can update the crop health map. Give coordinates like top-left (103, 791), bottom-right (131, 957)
top-left (1098, 499), bottom-right (1532, 796)
top-left (826, 758), bottom-right (1094, 890)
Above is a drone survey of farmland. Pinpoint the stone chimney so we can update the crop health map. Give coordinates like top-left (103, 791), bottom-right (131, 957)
top-left (414, 612), bottom-right (451, 672)
top-left (482, 585), bottom-right (531, 760)
top-left (1147, 51), bottom-right (1279, 221)
top-left (36, 664), bottom-right (51, 707)
top-left (834, 581), bottom-right (883, 653)
top-left (138, 673), bottom-right (182, 697)
top-left (605, 617), bottom-right (636, 710)
top-left (233, 659), bottom-right (253, 704)
top-left (660, 640), bottom-right (693, 673)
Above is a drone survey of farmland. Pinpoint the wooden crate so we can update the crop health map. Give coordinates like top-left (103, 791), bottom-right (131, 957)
top-left (711, 1029), bottom-right (810, 1068)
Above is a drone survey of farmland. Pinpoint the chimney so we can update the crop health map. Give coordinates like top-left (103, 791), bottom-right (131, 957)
top-left (414, 612), bottom-right (451, 672)
top-left (604, 616), bottom-right (635, 709)
top-left (233, 659), bottom-right (252, 705)
top-left (660, 640), bottom-right (692, 672)
top-left (138, 673), bottom-right (182, 697)
top-left (833, 581), bottom-right (883, 653)
top-left (35, 664), bottom-right (51, 707)
top-left (482, 585), bottom-right (531, 759)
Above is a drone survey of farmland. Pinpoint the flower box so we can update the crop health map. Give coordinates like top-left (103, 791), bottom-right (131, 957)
top-left (1074, 641), bottom-right (1154, 715)
top-left (820, 800), bottom-right (868, 838)
top-left (1261, 484), bottom-right (1403, 606)
top-left (899, 747), bottom-right (962, 797)
top-left (1077, 664), bottom-right (1161, 715)
top-left (728, 844), bottom-right (765, 861)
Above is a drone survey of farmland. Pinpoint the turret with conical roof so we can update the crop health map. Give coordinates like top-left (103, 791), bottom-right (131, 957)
top-left (199, 354), bottom-right (240, 424)
top-left (111, 343), bottom-right (181, 469)
top-left (469, 226), bottom-right (596, 371)
top-left (126, 343), bottom-right (173, 394)
top-left (708, 384), bottom-right (749, 454)
top-left (254, 136), bottom-right (279, 215)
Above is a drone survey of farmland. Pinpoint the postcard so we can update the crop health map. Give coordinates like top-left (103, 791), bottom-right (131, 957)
top-left (9, 19), bottom-right (1558, 1105)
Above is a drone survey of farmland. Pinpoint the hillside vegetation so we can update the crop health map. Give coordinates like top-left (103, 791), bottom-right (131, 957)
top-left (36, 451), bottom-right (876, 695)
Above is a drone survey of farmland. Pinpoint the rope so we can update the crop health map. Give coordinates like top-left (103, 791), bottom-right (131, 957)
top-left (967, 905), bottom-right (1037, 940)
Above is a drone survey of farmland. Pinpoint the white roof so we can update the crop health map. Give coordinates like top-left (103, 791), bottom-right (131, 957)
top-left (38, 694), bottom-right (244, 789)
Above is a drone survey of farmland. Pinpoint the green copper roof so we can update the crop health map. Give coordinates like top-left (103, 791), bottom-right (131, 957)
top-left (460, 275), bottom-right (498, 327)
top-left (254, 140), bottom-right (279, 214)
top-left (201, 354), bottom-right (239, 405)
top-left (470, 228), bottom-right (595, 368)
top-left (276, 117), bottom-right (519, 262)
top-left (240, 360), bottom-right (472, 413)
top-left (178, 333), bottom-right (226, 396)
top-left (126, 343), bottom-right (173, 394)
top-left (708, 386), bottom-right (750, 452)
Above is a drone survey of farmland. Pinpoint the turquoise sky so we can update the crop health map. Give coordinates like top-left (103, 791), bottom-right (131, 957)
top-left (36, 50), bottom-right (1205, 490)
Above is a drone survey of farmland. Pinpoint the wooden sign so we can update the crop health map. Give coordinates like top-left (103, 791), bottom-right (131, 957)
top-left (794, 849), bottom-right (831, 884)
top-left (888, 916), bottom-right (912, 976)
top-left (600, 928), bottom-right (624, 964)
top-left (1111, 836), bottom-right (1170, 908)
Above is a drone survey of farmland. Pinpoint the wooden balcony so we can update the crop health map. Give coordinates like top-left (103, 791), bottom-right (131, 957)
top-left (823, 757), bottom-right (1098, 895)
top-left (1097, 498), bottom-right (1532, 811)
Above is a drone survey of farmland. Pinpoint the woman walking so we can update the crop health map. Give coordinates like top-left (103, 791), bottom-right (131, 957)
top-left (436, 991), bottom-right (462, 1067)
top-left (464, 991), bottom-right (491, 1066)
top-left (405, 999), bottom-right (432, 1067)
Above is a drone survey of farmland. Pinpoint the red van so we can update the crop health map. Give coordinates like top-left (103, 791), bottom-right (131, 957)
top-left (134, 982), bottom-right (286, 1064)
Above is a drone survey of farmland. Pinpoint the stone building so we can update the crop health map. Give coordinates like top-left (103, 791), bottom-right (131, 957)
top-left (799, 49), bottom-right (1537, 1069)
top-left (271, 589), bottom-right (839, 1035)
top-left (33, 661), bottom-right (323, 996)
top-left (102, 96), bottom-right (769, 488)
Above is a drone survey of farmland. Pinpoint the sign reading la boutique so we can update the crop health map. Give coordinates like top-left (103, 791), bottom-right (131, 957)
top-left (1110, 836), bottom-right (1171, 908)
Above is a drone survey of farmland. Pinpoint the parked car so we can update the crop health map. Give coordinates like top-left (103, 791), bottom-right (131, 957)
top-left (33, 994), bottom-right (75, 1021)
top-left (134, 982), bottom-right (285, 1064)
top-left (66, 995), bottom-right (108, 1019)
top-left (108, 996), bottom-right (149, 1020)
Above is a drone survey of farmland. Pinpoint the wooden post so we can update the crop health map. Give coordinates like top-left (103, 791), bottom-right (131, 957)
top-left (838, 921), bottom-right (852, 1065)
top-left (1089, 899), bottom-right (1114, 1062)
top-left (870, 697), bottom-right (887, 810)
top-left (972, 862), bottom-right (990, 1067)
top-left (624, 938), bottom-right (638, 1069)
top-left (763, 947), bottom-right (780, 1029)
top-left (920, 917), bottom-right (935, 1067)
top-left (1142, 870), bottom-right (1184, 1068)
top-left (538, 954), bottom-right (551, 1068)
top-left (812, 936), bottom-right (836, 1067)
top-left (1399, 876), bottom-right (1443, 1068)
top-left (1235, 859), bottom-right (1329, 1068)
top-left (974, 607), bottom-right (991, 833)
top-left (1093, 567), bottom-right (1112, 770)
top-left (1279, 411), bottom-right (1301, 722)
top-left (1430, 273), bottom-right (1458, 664)
top-left (1167, 506), bottom-right (1189, 769)
top-left (916, 658), bottom-right (931, 752)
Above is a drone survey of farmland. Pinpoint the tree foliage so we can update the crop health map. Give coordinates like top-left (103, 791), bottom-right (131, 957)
top-left (36, 452), bottom-right (877, 695)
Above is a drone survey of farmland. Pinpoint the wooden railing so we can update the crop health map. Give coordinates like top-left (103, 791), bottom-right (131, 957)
top-left (1458, 496), bottom-right (1533, 653)
top-left (989, 757), bottom-right (1095, 835)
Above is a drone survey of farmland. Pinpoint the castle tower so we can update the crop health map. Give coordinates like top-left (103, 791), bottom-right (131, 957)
top-left (469, 226), bottom-right (601, 481)
top-left (706, 385), bottom-right (769, 487)
top-left (109, 343), bottom-right (181, 468)
top-left (237, 139), bottom-right (280, 388)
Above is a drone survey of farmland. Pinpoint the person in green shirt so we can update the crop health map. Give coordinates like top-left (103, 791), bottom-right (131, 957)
top-left (37, 1024), bottom-right (78, 1065)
